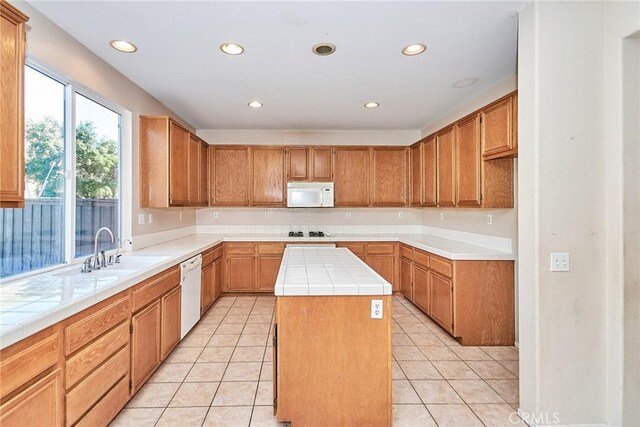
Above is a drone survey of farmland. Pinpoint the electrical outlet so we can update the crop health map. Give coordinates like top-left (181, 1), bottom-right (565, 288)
top-left (440, 212), bottom-right (444, 221)
top-left (148, 213), bottom-right (154, 224)
top-left (346, 211), bottom-right (351, 219)
top-left (179, 211), bottom-right (183, 221)
top-left (550, 253), bottom-right (570, 272)
top-left (398, 211), bottom-right (404, 219)
top-left (264, 211), bottom-right (271, 219)
top-left (487, 214), bottom-right (492, 225)
top-left (138, 214), bottom-right (145, 225)
top-left (213, 211), bottom-right (219, 219)
top-left (371, 299), bottom-right (383, 319)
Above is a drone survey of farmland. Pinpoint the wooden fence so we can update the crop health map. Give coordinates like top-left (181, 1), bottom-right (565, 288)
top-left (0, 198), bottom-right (118, 278)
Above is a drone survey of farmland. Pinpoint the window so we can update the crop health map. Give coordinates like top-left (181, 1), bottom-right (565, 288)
top-left (0, 65), bottom-right (124, 278)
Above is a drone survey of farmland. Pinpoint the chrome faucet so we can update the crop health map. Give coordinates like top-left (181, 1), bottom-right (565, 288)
top-left (93, 227), bottom-right (115, 270)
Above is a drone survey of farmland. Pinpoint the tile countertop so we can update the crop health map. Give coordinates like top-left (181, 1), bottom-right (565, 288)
top-left (0, 232), bottom-right (513, 349)
top-left (274, 247), bottom-right (393, 296)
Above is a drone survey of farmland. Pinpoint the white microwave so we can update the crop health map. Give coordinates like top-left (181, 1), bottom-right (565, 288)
top-left (287, 182), bottom-right (334, 208)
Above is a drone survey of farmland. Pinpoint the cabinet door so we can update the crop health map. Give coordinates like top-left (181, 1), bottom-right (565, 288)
top-left (201, 263), bottom-right (213, 314)
top-left (211, 147), bottom-right (250, 205)
top-left (0, 370), bottom-right (63, 427)
top-left (0, 3), bottom-right (27, 208)
top-left (455, 114), bottom-right (481, 206)
top-left (310, 147), bottom-right (333, 181)
top-left (481, 96), bottom-right (514, 158)
top-left (198, 141), bottom-right (209, 206)
top-left (366, 254), bottom-right (395, 288)
top-left (169, 122), bottom-right (190, 205)
top-left (256, 256), bottom-right (282, 292)
top-left (188, 134), bottom-right (200, 204)
top-left (287, 147), bottom-right (309, 181)
top-left (334, 147), bottom-right (370, 206)
top-left (430, 272), bottom-right (453, 333)
top-left (131, 301), bottom-right (161, 392)
top-left (161, 286), bottom-right (181, 360)
top-left (251, 147), bottom-right (286, 205)
top-left (410, 143), bottom-right (423, 206)
top-left (227, 256), bottom-right (256, 292)
top-left (400, 258), bottom-right (413, 301)
top-left (436, 128), bottom-right (456, 206)
top-left (412, 264), bottom-right (429, 313)
top-left (213, 258), bottom-right (223, 300)
top-left (371, 147), bottom-right (407, 207)
top-left (423, 136), bottom-right (437, 206)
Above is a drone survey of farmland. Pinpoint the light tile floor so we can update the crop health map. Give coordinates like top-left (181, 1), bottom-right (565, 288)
top-left (111, 295), bottom-right (522, 427)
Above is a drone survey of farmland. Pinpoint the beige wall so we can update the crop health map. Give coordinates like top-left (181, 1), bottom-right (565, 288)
top-left (17, 1), bottom-right (197, 238)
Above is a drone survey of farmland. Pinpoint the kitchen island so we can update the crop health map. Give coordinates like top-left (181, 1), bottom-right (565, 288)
top-left (273, 246), bottom-right (393, 427)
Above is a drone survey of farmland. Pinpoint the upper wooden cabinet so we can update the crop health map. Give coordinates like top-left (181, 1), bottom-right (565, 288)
top-left (423, 136), bottom-right (437, 206)
top-left (481, 93), bottom-right (518, 159)
top-left (436, 127), bottom-right (456, 207)
top-left (455, 114), bottom-right (482, 206)
top-left (409, 143), bottom-right (423, 206)
top-left (334, 147), bottom-right (370, 206)
top-left (139, 116), bottom-right (208, 208)
top-left (0, 2), bottom-right (28, 208)
top-left (210, 146), bottom-right (250, 206)
top-left (286, 146), bottom-right (334, 181)
top-left (371, 147), bottom-right (407, 207)
top-left (198, 140), bottom-right (209, 206)
top-left (251, 147), bottom-right (286, 205)
top-left (287, 147), bottom-right (309, 181)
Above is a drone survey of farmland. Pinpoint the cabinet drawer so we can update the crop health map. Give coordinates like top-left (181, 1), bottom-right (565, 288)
top-left (65, 296), bottom-right (130, 356)
top-left (0, 332), bottom-right (59, 400)
top-left (429, 256), bottom-right (453, 278)
top-left (413, 249), bottom-right (430, 269)
top-left (211, 245), bottom-right (223, 260)
top-left (66, 346), bottom-right (129, 426)
top-left (74, 375), bottom-right (129, 427)
top-left (0, 369), bottom-right (63, 427)
top-left (338, 243), bottom-right (365, 256)
top-left (366, 243), bottom-right (395, 255)
top-left (65, 321), bottom-right (129, 389)
top-left (202, 245), bottom-right (223, 266)
top-left (257, 244), bottom-right (285, 255)
top-left (132, 267), bottom-right (180, 312)
top-left (226, 243), bottom-right (255, 255)
top-left (399, 244), bottom-right (413, 260)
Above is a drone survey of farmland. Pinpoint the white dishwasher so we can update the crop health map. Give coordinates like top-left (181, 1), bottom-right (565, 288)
top-left (180, 254), bottom-right (202, 338)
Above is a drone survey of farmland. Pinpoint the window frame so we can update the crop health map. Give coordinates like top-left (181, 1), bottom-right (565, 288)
top-left (1, 60), bottom-right (133, 281)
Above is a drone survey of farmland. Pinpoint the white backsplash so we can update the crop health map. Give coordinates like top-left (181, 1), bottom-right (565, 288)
top-left (196, 224), bottom-right (422, 235)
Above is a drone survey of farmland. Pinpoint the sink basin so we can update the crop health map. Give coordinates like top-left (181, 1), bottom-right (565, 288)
top-left (52, 256), bottom-right (170, 278)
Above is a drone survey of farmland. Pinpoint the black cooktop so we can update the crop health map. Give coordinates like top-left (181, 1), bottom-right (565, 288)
top-left (288, 231), bottom-right (325, 237)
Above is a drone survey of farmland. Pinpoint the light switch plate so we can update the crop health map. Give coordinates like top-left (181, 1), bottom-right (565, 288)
top-left (550, 253), bottom-right (570, 272)
top-left (148, 213), bottom-right (154, 224)
top-left (138, 214), bottom-right (145, 225)
top-left (371, 299), bottom-right (383, 319)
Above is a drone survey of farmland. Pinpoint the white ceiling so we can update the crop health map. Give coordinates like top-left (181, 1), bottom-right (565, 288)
top-left (29, 1), bottom-right (523, 130)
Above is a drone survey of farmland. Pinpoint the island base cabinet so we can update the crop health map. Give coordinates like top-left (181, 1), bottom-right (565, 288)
top-left (275, 296), bottom-right (392, 427)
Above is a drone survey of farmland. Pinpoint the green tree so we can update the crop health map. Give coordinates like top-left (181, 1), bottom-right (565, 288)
top-left (75, 121), bottom-right (118, 199)
top-left (25, 116), bottom-right (64, 198)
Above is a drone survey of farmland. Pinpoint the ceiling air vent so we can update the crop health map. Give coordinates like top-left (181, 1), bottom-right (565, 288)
top-left (312, 43), bottom-right (336, 56)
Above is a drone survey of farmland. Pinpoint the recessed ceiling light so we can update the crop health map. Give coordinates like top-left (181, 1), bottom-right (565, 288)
top-left (312, 43), bottom-right (336, 56)
top-left (364, 102), bottom-right (380, 108)
top-left (248, 101), bottom-right (263, 108)
top-left (402, 43), bottom-right (427, 56)
top-left (110, 40), bottom-right (137, 53)
top-left (220, 43), bottom-right (244, 55)
top-left (452, 77), bottom-right (479, 88)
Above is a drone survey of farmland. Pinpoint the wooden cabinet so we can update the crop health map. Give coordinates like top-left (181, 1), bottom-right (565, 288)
top-left (429, 272), bottom-right (453, 333)
top-left (287, 147), bottom-right (309, 181)
top-left (481, 94), bottom-right (517, 159)
top-left (423, 137), bottom-right (437, 206)
top-left (251, 147), bottom-right (286, 205)
top-left (412, 264), bottom-right (430, 313)
top-left (256, 256), bottom-right (282, 292)
top-left (201, 245), bottom-right (223, 313)
top-left (371, 147), bottom-right (407, 207)
top-left (210, 146), bottom-right (250, 206)
top-left (337, 242), bottom-right (396, 289)
top-left (436, 127), bottom-right (456, 207)
top-left (0, 370), bottom-right (63, 427)
top-left (198, 140), bottom-right (209, 206)
top-left (160, 286), bottom-right (181, 360)
top-left (400, 257), bottom-right (413, 301)
top-left (131, 301), bottom-right (161, 392)
top-left (213, 258), bottom-right (223, 299)
top-left (201, 262), bottom-right (214, 314)
top-left (366, 255), bottom-right (395, 286)
top-left (0, 2), bottom-right (28, 208)
top-left (310, 147), bottom-right (333, 181)
top-left (334, 147), bottom-right (370, 206)
top-left (455, 114), bottom-right (482, 206)
top-left (226, 255), bottom-right (256, 292)
top-left (224, 243), bottom-right (284, 292)
top-left (410, 143), bottom-right (423, 206)
top-left (140, 116), bottom-right (208, 207)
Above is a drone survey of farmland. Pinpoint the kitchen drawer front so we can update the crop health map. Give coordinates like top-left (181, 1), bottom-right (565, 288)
top-left (399, 244), bottom-right (413, 261)
top-left (65, 346), bottom-right (129, 426)
top-left (202, 245), bottom-right (223, 266)
top-left (429, 256), bottom-right (453, 278)
top-left (132, 267), bottom-right (180, 312)
top-left (65, 296), bottom-right (130, 356)
top-left (413, 249), bottom-right (430, 269)
top-left (0, 332), bottom-right (59, 399)
top-left (338, 243), bottom-right (365, 256)
top-left (257, 244), bottom-right (285, 255)
top-left (0, 369), bottom-right (63, 427)
top-left (226, 243), bottom-right (256, 255)
top-left (74, 375), bottom-right (129, 427)
top-left (211, 244), bottom-right (223, 260)
top-left (65, 321), bottom-right (129, 389)
top-left (366, 243), bottom-right (395, 255)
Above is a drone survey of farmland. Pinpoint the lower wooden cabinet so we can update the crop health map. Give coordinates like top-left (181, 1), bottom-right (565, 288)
top-left (337, 242), bottom-right (397, 289)
top-left (0, 370), bottom-right (63, 427)
top-left (213, 258), bottom-right (223, 299)
top-left (131, 300), bottom-right (161, 392)
top-left (227, 255), bottom-right (256, 291)
top-left (429, 272), bottom-right (453, 333)
top-left (400, 257), bottom-right (413, 301)
top-left (161, 286), bottom-right (181, 360)
top-left (366, 254), bottom-right (395, 285)
top-left (256, 256), bottom-right (282, 292)
top-left (224, 243), bottom-right (284, 292)
top-left (202, 262), bottom-right (214, 314)
top-left (201, 245), bottom-right (223, 312)
top-left (412, 264), bottom-right (430, 313)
